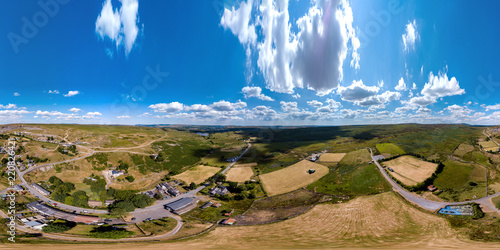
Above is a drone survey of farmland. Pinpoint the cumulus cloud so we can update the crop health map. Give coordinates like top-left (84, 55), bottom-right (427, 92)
top-left (211, 100), bottom-right (247, 111)
top-left (395, 77), bottom-right (407, 91)
top-left (63, 90), bottom-right (80, 97)
top-left (149, 102), bottom-right (184, 113)
top-left (13, 92), bottom-right (20, 96)
top-left (338, 80), bottom-right (379, 102)
top-left (95, 0), bottom-right (141, 56)
top-left (307, 100), bottom-right (323, 108)
top-left (250, 105), bottom-right (278, 120)
top-left (225, 0), bottom-right (358, 96)
top-left (69, 108), bottom-right (82, 113)
top-left (242, 86), bottom-right (274, 101)
top-left (0, 104), bottom-right (17, 109)
top-left (0, 110), bottom-right (30, 116)
top-left (402, 20), bottom-right (418, 52)
top-left (48, 90), bottom-right (59, 94)
top-left (280, 101), bottom-right (299, 112)
top-left (483, 104), bottom-right (500, 111)
top-left (83, 112), bottom-right (102, 119)
top-left (221, 0), bottom-right (257, 46)
top-left (406, 69), bottom-right (465, 107)
top-left (421, 71), bottom-right (465, 98)
top-left (186, 104), bottom-right (211, 113)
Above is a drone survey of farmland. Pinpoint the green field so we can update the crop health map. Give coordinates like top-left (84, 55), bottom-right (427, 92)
top-left (307, 163), bottom-right (391, 196)
top-left (376, 143), bottom-right (406, 155)
top-left (338, 149), bottom-right (372, 166)
top-left (434, 160), bottom-right (474, 189)
top-left (434, 160), bottom-right (487, 201)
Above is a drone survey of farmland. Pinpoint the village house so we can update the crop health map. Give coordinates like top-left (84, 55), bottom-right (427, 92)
top-left (209, 185), bottom-right (229, 196)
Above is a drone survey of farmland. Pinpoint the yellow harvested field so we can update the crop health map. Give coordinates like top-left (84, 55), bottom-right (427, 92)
top-left (8, 194), bottom-right (499, 248)
top-left (260, 160), bottom-right (329, 196)
top-left (385, 156), bottom-right (438, 186)
top-left (318, 153), bottom-right (346, 162)
top-left (179, 192), bottom-right (471, 249)
top-left (226, 166), bottom-right (254, 183)
top-left (479, 140), bottom-right (499, 152)
top-left (173, 165), bottom-right (220, 184)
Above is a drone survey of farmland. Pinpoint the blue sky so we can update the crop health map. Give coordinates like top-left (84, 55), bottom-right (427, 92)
top-left (1, 0), bottom-right (500, 126)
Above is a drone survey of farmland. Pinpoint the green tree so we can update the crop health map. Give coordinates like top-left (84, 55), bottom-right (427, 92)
top-left (42, 220), bottom-right (76, 233)
top-left (125, 175), bottom-right (135, 182)
top-left (131, 194), bottom-right (153, 208)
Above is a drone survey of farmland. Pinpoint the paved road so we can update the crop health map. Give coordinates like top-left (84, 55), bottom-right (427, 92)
top-left (368, 147), bottom-right (500, 214)
top-left (221, 142), bottom-right (251, 174)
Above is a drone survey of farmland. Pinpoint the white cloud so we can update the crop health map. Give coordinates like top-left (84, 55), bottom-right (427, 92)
top-left (149, 102), bottom-right (184, 113)
top-left (249, 105), bottom-right (278, 120)
top-left (0, 104), bottom-right (17, 109)
top-left (378, 80), bottom-right (384, 87)
top-left (402, 20), bottom-right (418, 52)
top-left (307, 100), bottom-right (323, 108)
top-left (63, 90), bottom-right (80, 97)
top-left (395, 77), bottom-right (407, 91)
top-left (421, 71), bottom-right (465, 98)
top-left (95, 0), bottom-right (141, 56)
top-left (13, 92), bottom-right (20, 96)
top-left (242, 86), bottom-right (274, 101)
top-left (292, 93), bottom-right (301, 99)
top-left (407, 95), bottom-right (437, 106)
top-left (117, 115), bottom-right (131, 119)
top-left (68, 108), bottom-right (82, 113)
top-left (221, 0), bottom-right (257, 46)
top-left (225, 0), bottom-right (358, 96)
top-left (186, 104), bottom-right (211, 113)
top-left (48, 90), bottom-right (59, 94)
top-left (338, 80), bottom-right (379, 102)
top-left (280, 101), bottom-right (299, 112)
top-left (420, 66), bottom-right (423, 75)
top-left (211, 100), bottom-right (247, 111)
top-left (0, 110), bottom-right (30, 116)
top-left (412, 82), bottom-right (417, 90)
top-left (83, 112), bottom-right (102, 119)
top-left (484, 104), bottom-right (500, 111)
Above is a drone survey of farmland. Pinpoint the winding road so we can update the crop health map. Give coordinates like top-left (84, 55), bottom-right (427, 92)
top-left (368, 147), bottom-right (500, 214)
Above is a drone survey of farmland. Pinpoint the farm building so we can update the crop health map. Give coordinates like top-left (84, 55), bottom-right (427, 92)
top-left (105, 200), bottom-right (115, 206)
top-left (372, 155), bottom-right (385, 161)
top-left (111, 170), bottom-right (124, 178)
top-left (87, 200), bottom-right (102, 207)
top-left (12, 184), bottom-right (24, 192)
top-left (209, 185), bottom-right (229, 196)
top-left (25, 220), bottom-right (46, 230)
top-left (201, 201), bottom-right (213, 209)
top-left (164, 197), bottom-right (198, 215)
top-left (427, 185), bottom-right (437, 192)
top-left (220, 218), bottom-right (236, 225)
top-left (74, 215), bottom-right (100, 224)
top-left (26, 201), bottom-right (100, 224)
top-left (31, 183), bottom-right (51, 196)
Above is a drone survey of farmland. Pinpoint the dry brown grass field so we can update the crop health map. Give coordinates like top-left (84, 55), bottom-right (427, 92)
top-left (385, 156), bottom-right (438, 186)
top-left (479, 140), bottom-right (499, 152)
top-left (259, 160), bottom-right (329, 196)
top-left (318, 152), bottom-right (346, 162)
top-left (226, 164), bottom-right (255, 182)
top-left (8, 193), bottom-right (500, 249)
top-left (453, 144), bottom-right (474, 157)
top-left (177, 192), bottom-right (472, 249)
top-left (173, 165), bottom-right (221, 184)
